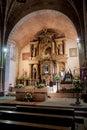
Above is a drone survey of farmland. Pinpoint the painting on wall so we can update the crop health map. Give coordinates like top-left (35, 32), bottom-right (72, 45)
top-left (22, 52), bottom-right (30, 60)
top-left (69, 48), bottom-right (77, 57)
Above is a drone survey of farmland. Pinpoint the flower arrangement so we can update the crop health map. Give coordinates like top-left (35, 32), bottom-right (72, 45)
top-left (23, 92), bottom-right (33, 102)
top-left (54, 74), bottom-right (61, 81)
top-left (15, 83), bottom-right (24, 89)
top-left (36, 83), bottom-right (45, 88)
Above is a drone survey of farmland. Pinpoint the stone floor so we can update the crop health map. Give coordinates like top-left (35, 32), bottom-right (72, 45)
top-left (0, 94), bottom-right (87, 107)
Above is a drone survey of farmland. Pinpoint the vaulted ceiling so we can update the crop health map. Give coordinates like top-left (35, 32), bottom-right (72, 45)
top-left (9, 10), bottom-right (77, 49)
top-left (0, 0), bottom-right (86, 51)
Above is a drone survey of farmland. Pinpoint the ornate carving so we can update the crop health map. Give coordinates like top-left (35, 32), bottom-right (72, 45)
top-left (29, 28), bottom-right (66, 83)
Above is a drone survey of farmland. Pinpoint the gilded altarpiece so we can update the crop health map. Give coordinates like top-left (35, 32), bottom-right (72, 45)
top-left (29, 28), bottom-right (67, 85)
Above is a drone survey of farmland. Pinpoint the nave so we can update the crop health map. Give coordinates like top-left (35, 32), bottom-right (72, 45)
top-left (0, 95), bottom-right (87, 130)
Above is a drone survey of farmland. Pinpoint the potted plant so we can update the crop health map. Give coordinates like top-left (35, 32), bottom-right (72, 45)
top-left (72, 75), bottom-right (83, 104)
top-left (72, 75), bottom-right (83, 92)
top-left (54, 74), bottom-right (61, 92)
top-left (54, 74), bottom-right (61, 81)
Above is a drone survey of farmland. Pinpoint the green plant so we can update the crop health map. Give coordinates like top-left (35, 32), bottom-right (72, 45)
top-left (15, 83), bottom-right (24, 88)
top-left (23, 76), bottom-right (29, 80)
top-left (23, 92), bottom-right (33, 102)
top-left (71, 75), bottom-right (83, 92)
top-left (54, 74), bottom-right (61, 81)
top-left (36, 83), bottom-right (45, 88)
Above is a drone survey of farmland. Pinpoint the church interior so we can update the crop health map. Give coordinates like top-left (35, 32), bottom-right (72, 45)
top-left (0, 0), bottom-right (87, 129)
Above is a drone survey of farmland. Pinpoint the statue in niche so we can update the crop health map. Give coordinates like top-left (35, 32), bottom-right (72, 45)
top-left (32, 44), bottom-right (37, 57)
top-left (57, 42), bottom-right (64, 55)
top-left (45, 47), bottom-right (52, 58)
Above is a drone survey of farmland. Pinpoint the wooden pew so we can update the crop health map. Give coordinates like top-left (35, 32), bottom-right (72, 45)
top-left (16, 105), bottom-right (84, 124)
top-left (75, 110), bottom-right (87, 117)
top-left (0, 110), bottom-right (75, 130)
top-left (74, 110), bottom-right (87, 124)
top-left (16, 105), bottom-right (75, 117)
top-left (0, 119), bottom-right (71, 130)
top-left (16, 105), bottom-right (75, 129)
top-left (0, 105), bottom-right (16, 111)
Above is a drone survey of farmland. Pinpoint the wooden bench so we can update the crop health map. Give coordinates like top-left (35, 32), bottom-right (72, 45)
top-left (0, 119), bottom-right (71, 129)
top-left (16, 105), bottom-right (75, 117)
top-left (17, 105), bottom-right (85, 125)
top-left (0, 104), bottom-right (85, 125)
top-left (0, 105), bottom-right (16, 111)
top-left (0, 103), bottom-right (16, 106)
top-left (74, 110), bottom-right (87, 124)
top-left (16, 105), bottom-right (85, 125)
top-left (74, 116), bottom-right (84, 124)
top-left (0, 110), bottom-right (75, 130)
top-left (75, 110), bottom-right (87, 117)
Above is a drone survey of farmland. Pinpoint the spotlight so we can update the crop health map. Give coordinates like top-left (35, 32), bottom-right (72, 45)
top-left (77, 37), bottom-right (80, 42)
top-left (3, 47), bottom-right (7, 53)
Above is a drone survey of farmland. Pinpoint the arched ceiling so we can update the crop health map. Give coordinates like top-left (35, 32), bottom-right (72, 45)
top-left (8, 10), bottom-right (77, 50)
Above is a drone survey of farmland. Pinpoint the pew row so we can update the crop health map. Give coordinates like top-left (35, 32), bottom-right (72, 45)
top-left (0, 110), bottom-right (75, 130)
top-left (16, 105), bottom-right (84, 124)
top-left (0, 119), bottom-right (71, 130)
top-left (0, 105), bottom-right (16, 111)
top-left (16, 105), bottom-right (75, 116)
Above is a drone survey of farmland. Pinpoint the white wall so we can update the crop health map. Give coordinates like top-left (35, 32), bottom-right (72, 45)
top-left (65, 38), bottom-right (80, 75)
top-left (19, 44), bottom-right (30, 78)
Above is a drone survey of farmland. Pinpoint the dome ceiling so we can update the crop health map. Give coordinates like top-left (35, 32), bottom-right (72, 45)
top-left (8, 10), bottom-right (77, 50)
